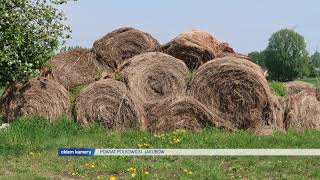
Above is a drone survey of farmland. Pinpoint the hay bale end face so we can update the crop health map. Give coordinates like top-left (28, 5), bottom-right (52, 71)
top-left (0, 78), bottom-right (70, 122)
top-left (93, 27), bottom-right (161, 70)
top-left (188, 57), bottom-right (277, 130)
top-left (162, 30), bottom-right (220, 70)
top-left (144, 96), bottom-right (234, 133)
top-left (119, 52), bottom-right (189, 105)
top-left (43, 48), bottom-right (112, 90)
top-left (284, 90), bottom-right (320, 130)
top-left (75, 78), bottom-right (141, 129)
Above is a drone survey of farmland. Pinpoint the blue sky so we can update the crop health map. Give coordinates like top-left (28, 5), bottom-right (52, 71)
top-left (61, 0), bottom-right (320, 54)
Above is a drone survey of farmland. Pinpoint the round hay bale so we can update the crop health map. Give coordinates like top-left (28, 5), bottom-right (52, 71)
top-left (284, 90), bottom-right (320, 130)
top-left (188, 57), bottom-right (277, 130)
top-left (0, 77), bottom-right (70, 122)
top-left (75, 78), bottom-right (141, 129)
top-left (269, 95), bottom-right (286, 130)
top-left (284, 81), bottom-right (315, 95)
top-left (215, 43), bottom-right (250, 60)
top-left (144, 96), bottom-right (234, 132)
top-left (43, 48), bottom-right (112, 90)
top-left (162, 30), bottom-right (221, 70)
top-left (119, 52), bottom-right (189, 105)
top-left (252, 96), bottom-right (286, 135)
top-left (92, 27), bottom-right (161, 69)
top-left (218, 42), bottom-right (234, 53)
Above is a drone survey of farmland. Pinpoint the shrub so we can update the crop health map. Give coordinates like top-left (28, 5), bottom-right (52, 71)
top-left (0, 0), bottom-right (74, 86)
top-left (268, 80), bottom-right (287, 97)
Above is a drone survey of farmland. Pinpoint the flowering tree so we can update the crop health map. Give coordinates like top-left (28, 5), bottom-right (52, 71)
top-left (0, 0), bottom-right (74, 86)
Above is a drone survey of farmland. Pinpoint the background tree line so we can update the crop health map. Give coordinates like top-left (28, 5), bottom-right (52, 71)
top-left (249, 29), bottom-right (320, 82)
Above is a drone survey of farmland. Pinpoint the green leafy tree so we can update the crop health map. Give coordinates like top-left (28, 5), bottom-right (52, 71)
top-left (265, 29), bottom-right (309, 81)
top-left (310, 51), bottom-right (320, 76)
top-left (248, 51), bottom-right (266, 67)
top-left (0, 0), bottom-right (74, 86)
top-left (311, 51), bottom-right (320, 67)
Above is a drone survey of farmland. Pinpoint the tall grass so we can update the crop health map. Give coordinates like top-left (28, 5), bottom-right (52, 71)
top-left (0, 87), bottom-right (4, 96)
top-left (268, 80), bottom-right (287, 97)
top-left (1, 116), bottom-right (320, 156)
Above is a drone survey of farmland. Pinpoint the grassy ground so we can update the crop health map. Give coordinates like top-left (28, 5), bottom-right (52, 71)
top-left (1, 117), bottom-right (320, 179)
top-left (301, 77), bottom-right (320, 87)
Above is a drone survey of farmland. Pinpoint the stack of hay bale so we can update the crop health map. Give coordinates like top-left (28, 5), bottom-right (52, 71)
top-left (1, 27), bottom-right (319, 134)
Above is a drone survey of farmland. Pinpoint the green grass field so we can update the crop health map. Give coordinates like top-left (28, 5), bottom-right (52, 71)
top-left (1, 117), bottom-right (320, 179)
top-left (301, 77), bottom-right (320, 87)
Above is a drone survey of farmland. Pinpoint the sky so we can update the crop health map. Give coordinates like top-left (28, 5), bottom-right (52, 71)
top-left (60, 0), bottom-right (320, 54)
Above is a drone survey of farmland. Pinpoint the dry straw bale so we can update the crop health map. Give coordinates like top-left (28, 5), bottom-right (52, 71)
top-left (188, 57), bottom-right (277, 130)
top-left (43, 48), bottom-right (112, 90)
top-left (284, 90), bottom-right (320, 130)
top-left (75, 78), bottom-right (141, 129)
top-left (0, 77), bottom-right (70, 122)
top-left (269, 95), bottom-right (286, 130)
top-left (253, 96), bottom-right (286, 135)
top-left (217, 42), bottom-right (235, 54)
top-left (215, 42), bottom-right (250, 60)
top-left (162, 30), bottom-right (221, 70)
top-left (119, 52), bottom-right (189, 105)
top-left (144, 96), bottom-right (234, 133)
top-left (93, 27), bottom-right (161, 69)
top-left (284, 81), bottom-right (316, 95)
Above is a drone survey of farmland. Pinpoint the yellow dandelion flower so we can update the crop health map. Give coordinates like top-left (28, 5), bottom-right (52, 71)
top-left (175, 129), bottom-right (186, 134)
top-left (131, 173), bottom-right (136, 178)
top-left (71, 172), bottom-right (76, 176)
top-left (144, 171), bottom-right (150, 175)
top-left (128, 167), bottom-right (136, 172)
top-left (188, 171), bottom-right (193, 175)
top-left (183, 169), bottom-right (188, 172)
top-left (109, 175), bottom-right (117, 180)
top-left (91, 164), bottom-right (95, 168)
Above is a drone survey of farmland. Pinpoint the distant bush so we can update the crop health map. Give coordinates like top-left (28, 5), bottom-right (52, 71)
top-left (248, 51), bottom-right (266, 67)
top-left (268, 81), bottom-right (287, 97)
top-left (59, 46), bottom-right (86, 53)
